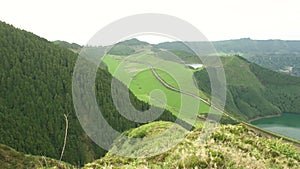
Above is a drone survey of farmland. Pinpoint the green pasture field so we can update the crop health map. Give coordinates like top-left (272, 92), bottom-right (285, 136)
top-left (102, 50), bottom-right (215, 123)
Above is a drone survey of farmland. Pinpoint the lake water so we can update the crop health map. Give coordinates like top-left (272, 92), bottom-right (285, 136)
top-left (251, 113), bottom-right (300, 140)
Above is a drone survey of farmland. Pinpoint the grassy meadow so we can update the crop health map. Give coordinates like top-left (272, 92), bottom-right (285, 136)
top-left (102, 50), bottom-right (212, 123)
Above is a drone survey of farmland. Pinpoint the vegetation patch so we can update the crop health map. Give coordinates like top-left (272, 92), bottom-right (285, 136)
top-left (84, 122), bottom-right (300, 168)
top-left (0, 144), bottom-right (74, 169)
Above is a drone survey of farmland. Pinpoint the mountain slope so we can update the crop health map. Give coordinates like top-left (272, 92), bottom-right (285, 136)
top-left (213, 38), bottom-right (300, 76)
top-left (194, 55), bottom-right (300, 120)
top-left (108, 38), bottom-right (151, 56)
top-left (0, 21), bottom-right (180, 166)
top-left (213, 38), bottom-right (300, 54)
top-left (53, 40), bottom-right (82, 53)
top-left (156, 39), bottom-right (300, 76)
top-left (84, 121), bottom-right (300, 169)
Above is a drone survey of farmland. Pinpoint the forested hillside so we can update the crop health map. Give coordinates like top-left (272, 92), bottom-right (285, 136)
top-left (0, 21), bottom-right (179, 166)
top-left (194, 56), bottom-right (300, 120)
top-left (1, 21), bottom-right (300, 167)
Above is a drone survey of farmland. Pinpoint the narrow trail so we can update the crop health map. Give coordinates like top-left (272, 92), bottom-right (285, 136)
top-left (120, 58), bottom-right (300, 150)
top-left (149, 65), bottom-right (234, 121)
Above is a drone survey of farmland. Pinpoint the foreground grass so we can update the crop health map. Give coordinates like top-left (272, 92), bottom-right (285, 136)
top-left (84, 121), bottom-right (300, 169)
top-left (0, 144), bottom-right (74, 169)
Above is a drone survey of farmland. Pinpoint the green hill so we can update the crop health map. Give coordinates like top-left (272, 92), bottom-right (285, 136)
top-left (194, 55), bottom-right (300, 120)
top-left (213, 38), bottom-right (300, 77)
top-left (156, 38), bottom-right (300, 55)
top-left (108, 38), bottom-right (150, 56)
top-left (84, 121), bottom-right (300, 169)
top-left (156, 39), bottom-right (300, 76)
top-left (0, 21), bottom-right (180, 166)
top-left (53, 40), bottom-right (82, 53)
top-left (116, 38), bottom-right (149, 46)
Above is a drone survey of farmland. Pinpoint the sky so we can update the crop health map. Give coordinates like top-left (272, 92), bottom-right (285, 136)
top-left (0, 0), bottom-right (300, 45)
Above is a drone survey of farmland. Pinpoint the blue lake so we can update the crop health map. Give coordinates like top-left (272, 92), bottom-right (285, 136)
top-left (251, 113), bottom-right (300, 140)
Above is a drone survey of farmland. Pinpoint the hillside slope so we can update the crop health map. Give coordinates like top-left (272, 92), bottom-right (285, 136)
top-left (84, 121), bottom-right (300, 169)
top-left (53, 40), bottom-right (82, 53)
top-left (194, 56), bottom-right (300, 120)
top-left (0, 21), bottom-right (180, 165)
top-left (0, 144), bottom-right (74, 169)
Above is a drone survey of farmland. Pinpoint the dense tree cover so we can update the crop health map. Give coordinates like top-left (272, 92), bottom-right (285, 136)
top-left (0, 21), bottom-right (182, 166)
top-left (194, 56), bottom-right (300, 120)
top-left (250, 63), bottom-right (300, 113)
top-left (247, 54), bottom-right (300, 76)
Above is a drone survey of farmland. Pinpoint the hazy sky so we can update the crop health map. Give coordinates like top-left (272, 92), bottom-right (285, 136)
top-left (1, 0), bottom-right (300, 45)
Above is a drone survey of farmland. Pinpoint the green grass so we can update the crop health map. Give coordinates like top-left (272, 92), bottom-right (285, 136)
top-left (106, 121), bottom-right (188, 158)
top-left (155, 69), bottom-right (179, 88)
top-left (102, 55), bottom-right (121, 74)
top-left (102, 50), bottom-right (213, 123)
top-left (0, 144), bottom-right (74, 169)
top-left (129, 69), bottom-right (211, 123)
top-left (221, 56), bottom-right (263, 87)
top-left (84, 122), bottom-right (300, 169)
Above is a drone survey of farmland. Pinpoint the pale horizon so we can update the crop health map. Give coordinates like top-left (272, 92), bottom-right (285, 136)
top-left (1, 0), bottom-right (300, 45)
